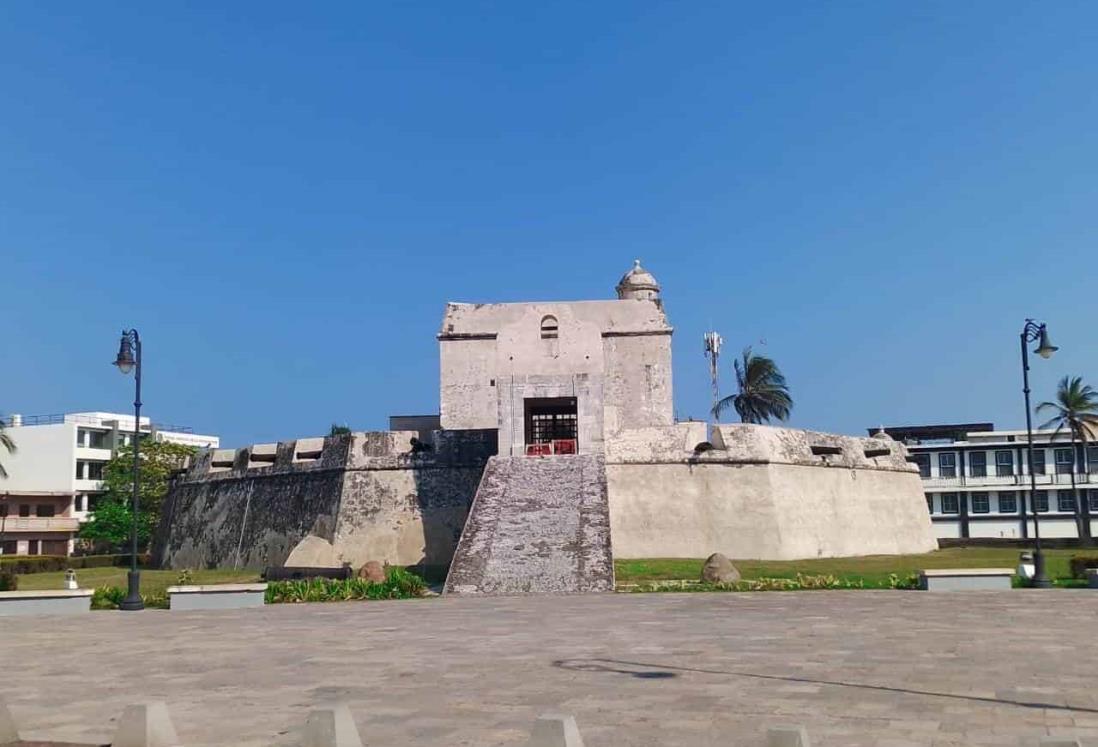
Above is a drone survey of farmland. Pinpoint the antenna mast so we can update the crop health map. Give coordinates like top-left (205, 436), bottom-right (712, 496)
top-left (703, 330), bottom-right (723, 420)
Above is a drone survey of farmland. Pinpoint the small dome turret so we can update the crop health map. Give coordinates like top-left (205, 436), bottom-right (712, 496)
top-left (616, 259), bottom-right (661, 301)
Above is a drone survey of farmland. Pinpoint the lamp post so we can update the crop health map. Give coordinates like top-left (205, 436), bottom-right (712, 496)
top-left (1020, 319), bottom-right (1058, 589)
top-left (113, 329), bottom-right (144, 611)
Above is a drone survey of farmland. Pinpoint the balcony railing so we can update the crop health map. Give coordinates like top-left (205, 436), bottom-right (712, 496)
top-left (922, 473), bottom-right (1094, 488)
top-left (0, 517), bottom-right (81, 533)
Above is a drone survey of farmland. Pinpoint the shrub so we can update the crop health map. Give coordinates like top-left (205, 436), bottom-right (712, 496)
top-left (1069, 556), bottom-right (1098, 579)
top-left (266, 566), bottom-right (428, 604)
top-left (0, 569), bottom-right (17, 591)
top-left (887, 573), bottom-right (920, 590)
top-left (91, 585), bottom-right (126, 610)
top-left (90, 585), bottom-right (169, 610)
top-left (0, 554), bottom-right (151, 575)
top-left (629, 573), bottom-right (868, 593)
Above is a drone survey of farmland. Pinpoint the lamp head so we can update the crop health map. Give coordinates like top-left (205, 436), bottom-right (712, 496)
top-left (113, 332), bottom-right (135, 374)
top-left (1035, 325), bottom-right (1058, 359)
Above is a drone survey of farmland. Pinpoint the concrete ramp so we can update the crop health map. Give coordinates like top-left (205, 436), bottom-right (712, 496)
top-left (444, 454), bottom-right (614, 594)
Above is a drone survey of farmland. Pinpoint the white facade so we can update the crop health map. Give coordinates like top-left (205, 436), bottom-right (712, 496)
top-left (0, 411), bottom-right (218, 555)
top-left (892, 424), bottom-right (1098, 541)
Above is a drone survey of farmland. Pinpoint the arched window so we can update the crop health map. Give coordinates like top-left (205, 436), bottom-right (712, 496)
top-left (540, 315), bottom-right (559, 340)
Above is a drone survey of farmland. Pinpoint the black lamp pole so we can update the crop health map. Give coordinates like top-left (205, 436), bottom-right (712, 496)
top-left (113, 329), bottom-right (144, 611)
top-left (1020, 319), bottom-right (1058, 589)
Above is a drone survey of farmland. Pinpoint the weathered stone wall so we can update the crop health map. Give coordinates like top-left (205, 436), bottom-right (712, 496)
top-left (444, 454), bottom-right (613, 594)
top-left (438, 299), bottom-right (674, 456)
top-left (606, 423), bottom-right (936, 560)
top-left (156, 430), bottom-right (496, 570)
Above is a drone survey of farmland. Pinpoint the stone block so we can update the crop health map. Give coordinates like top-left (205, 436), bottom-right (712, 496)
top-left (0, 589), bottom-right (92, 616)
top-left (111, 702), bottom-right (181, 747)
top-left (527, 714), bottom-right (585, 747)
top-left (0, 698), bottom-right (19, 744)
top-left (166, 584), bottom-right (267, 610)
top-left (301, 703), bottom-right (363, 747)
top-left (768, 725), bottom-right (811, 747)
top-left (1040, 739), bottom-right (1082, 747)
top-left (286, 535), bottom-right (341, 568)
top-left (918, 569), bottom-right (1013, 591)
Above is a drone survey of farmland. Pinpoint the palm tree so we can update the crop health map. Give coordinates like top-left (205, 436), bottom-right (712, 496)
top-left (0, 415), bottom-right (16, 479)
top-left (1037, 376), bottom-right (1098, 542)
top-left (713, 347), bottom-right (793, 424)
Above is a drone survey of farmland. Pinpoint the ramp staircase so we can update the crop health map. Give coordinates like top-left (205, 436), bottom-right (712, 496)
top-left (444, 454), bottom-right (614, 594)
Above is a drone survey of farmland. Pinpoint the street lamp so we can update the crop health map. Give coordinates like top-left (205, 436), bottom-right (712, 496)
top-left (1020, 319), bottom-right (1058, 588)
top-left (113, 329), bottom-right (144, 611)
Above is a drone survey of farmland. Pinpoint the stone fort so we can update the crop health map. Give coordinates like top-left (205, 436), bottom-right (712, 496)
top-left (156, 261), bottom-right (935, 592)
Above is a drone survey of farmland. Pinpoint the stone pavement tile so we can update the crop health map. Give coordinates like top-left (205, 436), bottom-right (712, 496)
top-left (5, 592), bottom-right (1098, 747)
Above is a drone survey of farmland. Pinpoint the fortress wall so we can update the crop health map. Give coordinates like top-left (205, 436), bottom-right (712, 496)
top-left (606, 423), bottom-right (936, 560)
top-left (607, 461), bottom-right (935, 560)
top-left (156, 437), bottom-right (352, 570)
top-left (333, 465), bottom-right (487, 568)
top-left (157, 429), bottom-right (497, 571)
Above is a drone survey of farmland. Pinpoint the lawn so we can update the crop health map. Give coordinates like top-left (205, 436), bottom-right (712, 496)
top-left (614, 547), bottom-right (1082, 588)
top-left (16, 567), bottom-right (260, 596)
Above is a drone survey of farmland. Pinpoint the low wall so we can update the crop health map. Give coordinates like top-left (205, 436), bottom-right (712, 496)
top-left (607, 423), bottom-right (936, 560)
top-left (156, 430), bottom-right (497, 570)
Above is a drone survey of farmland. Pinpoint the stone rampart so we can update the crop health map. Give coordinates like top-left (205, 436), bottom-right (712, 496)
top-left (606, 423), bottom-right (936, 560)
top-left (155, 429), bottom-right (496, 571)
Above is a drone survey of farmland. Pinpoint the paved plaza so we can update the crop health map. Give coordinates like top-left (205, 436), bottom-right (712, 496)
top-left (4, 591), bottom-right (1098, 746)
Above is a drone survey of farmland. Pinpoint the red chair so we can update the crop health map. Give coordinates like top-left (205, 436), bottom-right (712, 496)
top-left (552, 439), bottom-right (577, 455)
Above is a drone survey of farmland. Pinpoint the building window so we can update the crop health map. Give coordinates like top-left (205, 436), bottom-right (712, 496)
top-left (938, 453), bottom-right (957, 478)
top-left (1088, 446), bottom-right (1098, 474)
top-left (35, 504), bottom-right (55, 518)
top-left (28, 540), bottom-right (40, 556)
top-left (1034, 490), bottom-right (1049, 513)
top-left (913, 454), bottom-right (930, 478)
top-left (539, 315), bottom-right (559, 340)
top-left (1055, 448), bottom-right (1074, 475)
top-left (995, 450), bottom-right (1014, 477)
top-left (969, 452), bottom-right (987, 477)
top-left (998, 491), bottom-right (1017, 513)
top-left (1031, 449), bottom-right (1046, 475)
top-left (77, 461), bottom-right (105, 481)
top-left (941, 493), bottom-right (959, 514)
top-left (0, 504), bottom-right (6, 518)
top-left (74, 494), bottom-right (84, 512)
top-left (971, 494), bottom-right (990, 513)
top-left (1090, 490), bottom-right (1098, 512)
top-left (1057, 490), bottom-right (1077, 513)
top-left (19, 504), bottom-right (31, 518)
top-left (925, 494), bottom-right (933, 514)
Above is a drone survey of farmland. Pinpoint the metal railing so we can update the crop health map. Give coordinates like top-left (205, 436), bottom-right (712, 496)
top-left (0, 516), bottom-right (81, 532)
top-left (1, 413), bottom-right (193, 433)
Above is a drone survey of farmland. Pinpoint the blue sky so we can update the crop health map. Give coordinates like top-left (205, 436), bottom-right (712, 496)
top-left (2, 2), bottom-right (1095, 447)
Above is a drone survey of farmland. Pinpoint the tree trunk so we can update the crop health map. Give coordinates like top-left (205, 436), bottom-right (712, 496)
top-left (1070, 430), bottom-right (1087, 542)
top-left (1080, 432), bottom-right (1093, 545)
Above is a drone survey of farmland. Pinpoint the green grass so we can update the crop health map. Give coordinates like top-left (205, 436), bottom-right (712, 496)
top-left (16, 567), bottom-right (260, 597)
top-left (615, 547), bottom-right (1082, 588)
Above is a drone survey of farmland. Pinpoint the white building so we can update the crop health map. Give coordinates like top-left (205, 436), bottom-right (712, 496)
top-left (0, 412), bottom-right (219, 556)
top-left (874, 423), bottom-right (1098, 541)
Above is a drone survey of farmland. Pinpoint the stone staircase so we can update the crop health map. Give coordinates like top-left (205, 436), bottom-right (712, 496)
top-left (444, 454), bottom-right (614, 594)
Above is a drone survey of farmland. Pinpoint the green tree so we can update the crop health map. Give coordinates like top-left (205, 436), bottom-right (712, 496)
top-left (713, 347), bottom-right (793, 424)
top-left (1037, 376), bottom-right (1098, 542)
top-left (329, 423), bottom-right (351, 436)
top-left (0, 414), bottom-right (15, 479)
top-left (79, 439), bottom-right (195, 551)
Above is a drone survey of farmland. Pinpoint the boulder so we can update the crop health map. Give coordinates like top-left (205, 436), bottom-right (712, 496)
top-left (357, 561), bottom-right (386, 583)
top-left (701, 553), bottom-right (740, 584)
top-left (285, 535), bottom-right (340, 568)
